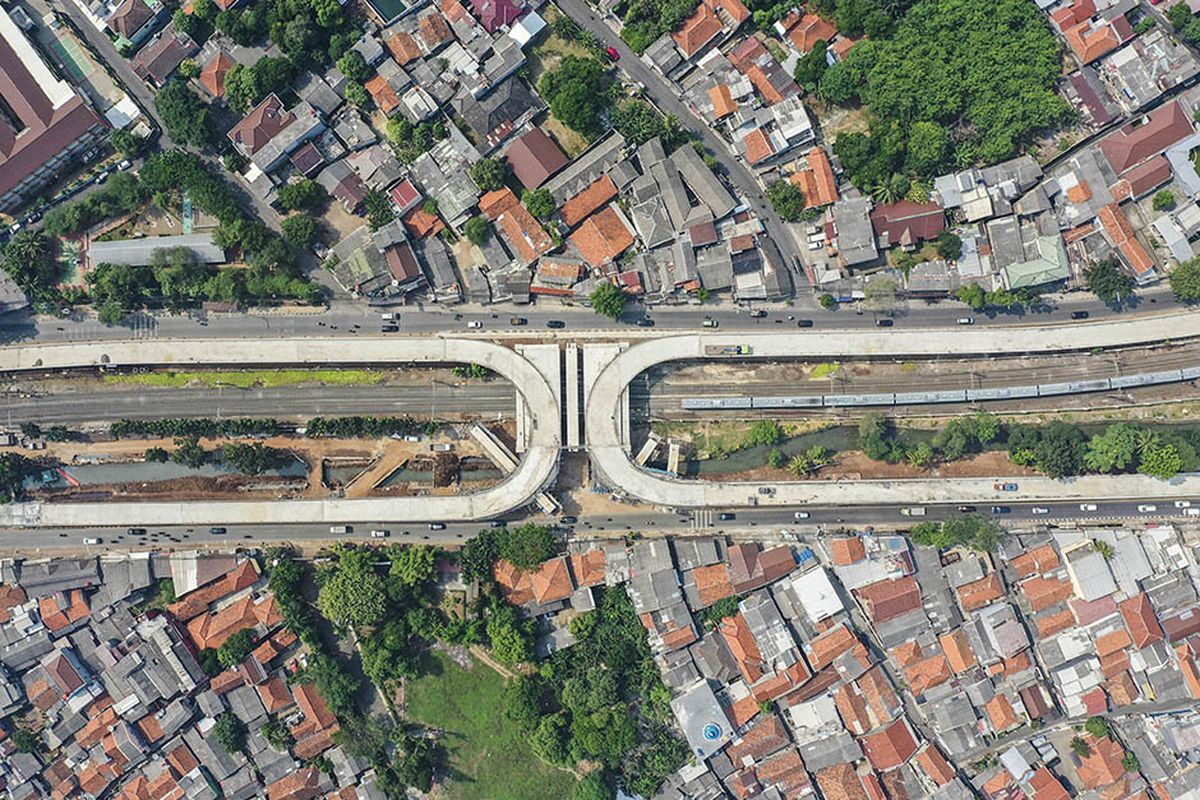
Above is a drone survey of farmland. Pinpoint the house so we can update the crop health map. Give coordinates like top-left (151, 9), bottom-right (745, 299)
top-left (671, 0), bottom-right (749, 61)
top-left (504, 127), bottom-right (568, 189)
top-left (198, 49), bottom-right (235, 98)
top-left (316, 160), bottom-right (368, 213)
top-left (831, 197), bottom-right (878, 267)
top-left (479, 187), bottom-right (554, 264)
top-left (777, 11), bottom-right (835, 54)
top-left (471, 0), bottom-right (525, 33)
top-left (570, 205), bottom-right (636, 267)
top-left (87, 234), bottom-right (225, 268)
top-left (790, 147), bottom-right (839, 209)
top-left (454, 76), bottom-right (543, 152)
top-left (131, 23), bottom-right (197, 87)
top-left (870, 200), bottom-right (945, 249)
top-left (106, 0), bottom-right (162, 48)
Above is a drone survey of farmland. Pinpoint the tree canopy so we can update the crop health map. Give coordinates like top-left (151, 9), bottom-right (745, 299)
top-left (317, 547), bottom-right (388, 629)
top-left (1171, 256), bottom-right (1200, 302)
top-left (589, 281), bottom-right (626, 321)
top-left (538, 57), bottom-right (610, 137)
top-left (1085, 257), bottom-right (1135, 307)
top-left (156, 80), bottom-right (216, 149)
top-left (766, 180), bottom-right (805, 222)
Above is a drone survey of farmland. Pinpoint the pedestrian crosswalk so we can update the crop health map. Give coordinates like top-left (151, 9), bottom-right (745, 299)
top-left (691, 510), bottom-right (714, 528)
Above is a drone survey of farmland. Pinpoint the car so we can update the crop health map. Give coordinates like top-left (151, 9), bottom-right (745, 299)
top-left (749, 309), bottom-right (767, 318)
top-left (956, 317), bottom-right (974, 325)
top-left (370, 529), bottom-right (390, 538)
top-left (560, 516), bottom-right (578, 525)
top-left (209, 527), bottom-right (227, 534)
top-left (428, 523), bottom-right (446, 530)
top-left (606, 46), bottom-right (620, 61)
top-left (95, 170), bottom-right (110, 184)
top-left (380, 324), bottom-right (399, 333)
top-left (1186, 508), bottom-right (1200, 517)
top-left (1071, 311), bottom-right (1090, 320)
top-left (489, 520), bottom-right (507, 527)
top-left (993, 482), bottom-right (1018, 492)
top-left (957, 505), bottom-right (976, 513)
top-left (635, 318), bottom-right (656, 327)
top-left (1175, 500), bottom-right (1192, 508)
top-left (702, 317), bottom-right (719, 328)
top-left (807, 241), bottom-right (823, 251)
top-left (1079, 503), bottom-right (1098, 512)
top-left (510, 317), bottom-right (528, 326)
top-left (797, 319), bottom-right (814, 328)
top-left (717, 512), bottom-right (736, 521)
top-left (876, 318), bottom-right (894, 327)
top-left (127, 528), bottom-right (146, 535)
top-left (1031, 507), bottom-right (1050, 515)
top-left (546, 320), bottom-right (565, 329)
top-left (991, 506), bottom-right (1011, 514)
top-left (467, 320), bottom-right (482, 329)
top-left (83, 537), bottom-right (101, 545)
top-left (1137, 504), bottom-right (1157, 513)
top-left (117, 159), bottom-right (131, 171)
top-left (793, 511), bottom-right (811, 519)
top-left (381, 313), bottom-right (397, 320)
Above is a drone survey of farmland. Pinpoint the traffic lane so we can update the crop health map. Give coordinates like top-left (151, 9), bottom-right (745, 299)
top-left (5, 289), bottom-right (1191, 344)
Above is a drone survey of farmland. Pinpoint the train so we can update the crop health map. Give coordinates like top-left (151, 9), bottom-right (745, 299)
top-left (680, 366), bottom-right (1200, 410)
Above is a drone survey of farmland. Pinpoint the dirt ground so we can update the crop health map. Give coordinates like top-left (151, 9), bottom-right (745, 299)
top-left (701, 449), bottom-right (1038, 483)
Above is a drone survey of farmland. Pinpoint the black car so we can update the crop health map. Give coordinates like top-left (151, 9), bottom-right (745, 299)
top-left (546, 320), bottom-right (566, 328)
top-left (209, 527), bottom-right (227, 534)
top-left (957, 505), bottom-right (976, 513)
top-left (718, 512), bottom-right (736, 521)
top-left (380, 324), bottom-right (399, 332)
top-left (797, 319), bottom-right (814, 328)
top-left (1070, 310), bottom-right (1089, 320)
top-left (510, 317), bottom-right (528, 326)
top-left (560, 516), bottom-right (577, 525)
top-left (990, 506), bottom-right (1011, 514)
top-left (876, 319), bottom-right (894, 327)
top-left (127, 528), bottom-right (146, 535)
top-left (635, 318), bottom-right (656, 327)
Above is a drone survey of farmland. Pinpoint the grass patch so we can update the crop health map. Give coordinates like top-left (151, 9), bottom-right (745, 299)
top-left (406, 651), bottom-right (578, 800)
top-left (104, 369), bottom-right (387, 389)
top-left (810, 362), bottom-right (841, 379)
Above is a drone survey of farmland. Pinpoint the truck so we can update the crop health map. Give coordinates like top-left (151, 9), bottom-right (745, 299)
top-left (329, 525), bottom-right (352, 534)
top-left (704, 345), bottom-right (752, 356)
top-left (900, 507), bottom-right (927, 517)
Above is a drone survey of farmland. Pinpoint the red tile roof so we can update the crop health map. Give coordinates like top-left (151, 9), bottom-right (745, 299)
top-left (726, 714), bottom-right (789, 764)
top-left (709, 84), bottom-right (738, 120)
top-left (267, 767), bottom-right (322, 800)
top-left (790, 147), bottom-right (839, 209)
top-left (939, 629), bottom-right (977, 674)
top-left (1120, 593), bottom-right (1164, 649)
top-left (570, 206), bottom-right (635, 267)
top-left (720, 611), bottom-right (765, 683)
top-left (904, 654), bottom-right (952, 696)
top-left (569, 549), bottom-right (606, 587)
top-left (829, 536), bottom-right (865, 565)
top-left (743, 128), bottom-right (775, 165)
top-left (672, 2), bottom-right (724, 58)
top-left (530, 556), bottom-right (574, 604)
top-left (956, 573), bottom-right (1003, 612)
top-left (787, 13), bottom-right (836, 53)
top-left (854, 576), bottom-right (922, 624)
top-left (1010, 544), bottom-right (1060, 578)
top-left (691, 563), bottom-right (735, 607)
top-left (1100, 101), bottom-right (1193, 176)
top-left (385, 31), bottom-right (422, 65)
top-left (185, 593), bottom-right (281, 650)
top-left (861, 718), bottom-right (918, 771)
top-left (816, 764), bottom-right (870, 800)
top-left (1064, 19), bottom-right (1120, 64)
top-left (1022, 575), bottom-right (1075, 612)
top-left (870, 200), bottom-right (945, 248)
top-left (806, 623), bottom-right (860, 670)
top-left (915, 745), bottom-right (956, 787)
top-left (834, 682), bottom-right (871, 735)
top-left (228, 94), bottom-right (294, 155)
top-left (1077, 736), bottom-right (1127, 790)
top-left (167, 559), bottom-right (260, 621)
top-left (364, 74), bottom-right (401, 115)
top-left (1098, 203), bottom-right (1154, 277)
top-left (561, 175), bottom-right (618, 228)
top-left (985, 693), bottom-right (1021, 733)
top-left (199, 50), bottom-right (234, 98)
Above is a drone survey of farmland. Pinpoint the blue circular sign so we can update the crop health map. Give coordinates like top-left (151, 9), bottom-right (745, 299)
top-left (702, 722), bottom-right (722, 741)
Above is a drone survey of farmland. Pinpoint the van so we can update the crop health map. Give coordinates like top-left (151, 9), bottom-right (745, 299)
top-left (380, 313), bottom-right (396, 321)
top-left (329, 525), bottom-right (352, 534)
top-left (900, 507), bottom-right (926, 516)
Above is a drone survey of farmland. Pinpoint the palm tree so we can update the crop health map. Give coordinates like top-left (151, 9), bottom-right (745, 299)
top-left (788, 455), bottom-right (811, 477)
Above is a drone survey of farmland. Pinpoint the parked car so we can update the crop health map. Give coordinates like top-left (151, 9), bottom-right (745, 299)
top-left (1071, 311), bottom-right (1090, 320)
top-left (876, 319), bottom-right (894, 327)
top-left (993, 482), bottom-right (1018, 491)
top-left (606, 46), bottom-right (620, 61)
top-left (793, 511), bottom-right (810, 519)
top-left (1137, 504), bottom-right (1157, 513)
top-left (127, 528), bottom-right (146, 535)
top-left (635, 317), bottom-right (655, 327)
top-left (797, 319), bottom-right (814, 328)
top-left (1079, 503), bottom-right (1098, 511)
top-left (560, 516), bottom-right (577, 525)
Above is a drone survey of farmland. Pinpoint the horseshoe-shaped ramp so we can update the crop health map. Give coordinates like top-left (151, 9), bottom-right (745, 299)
top-left (0, 337), bottom-right (560, 526)
top-left (584, 315), bottom-right (1200, 509)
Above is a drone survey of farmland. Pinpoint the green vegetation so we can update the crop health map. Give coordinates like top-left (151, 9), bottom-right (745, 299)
top-left (700, 595), bottom-right (741, 628)
top-left (464, 216), bottom-right (492, 246)
top-left (824, 0), bottom-right (1067, 186)
top-left (106, 369), bottom-right (387, 389)
top-left (746, 420), bottom-right (783, 447)
top-left (793, 40), bottom-right (829, 90)
top-left (1071, 736), bottom-right (1091, 758)
top-left (619, 0), bottom-right (700, 53)
top-left (936, 231), bottom-right (962, 261)
top-left (195, 0), bottom-right (359, 65)
top-left (305, 416), bottom-right (436, 439)
top-left (110, 417), bottom-right (279, 439)
top-left (213, 713), bottom-right (248, 754)
top-left (385, 117), bottom-right (448, 164)
top-left (221, 442), bottom-right (290, 475)
top-left (522, 188), bottom-right (556, 220)
top-left (1122, 753), bottom-right (1141, 773)
top-left (589, 281), bottom-right (626, 321)
top-left (11, 728), bottom-right (42, 754)
top-left (1168, 3), bottom-right (1200, 46)
top-left (767, 181), bottom-right (806, 222)
top-left (954, 283), bottom-right (1043, 311)
top-left (223, 57), bottom-right (294, 114)
top-left (156, 80), bottom-right (217, 148)
top-left (1171, 256), bottom-right (1200, 302)
top-left (910, 515), bottom-right (1003, 551)
top-left (1085, 257), bottom-right (1135, 307)
top-left (43, 172), bottom-right (145, 238)
top-left (0, 453), bottom-right (34, 504)
top-left (538, 57), bottom-right (611, 138)
top-left (365, 189), bottom-right (397, 230)
top-left (787, 445), bottom-right (834, 476)
top-left (217, 628), bottom-right (257, 668)
top-left (277, 179), bottom-right (328, 212)
top-left (1153, 190), bottom-right (1177, 212)
top-left (610, 100), bottom-right (686, 149)
top-left (469, 157), bottom-right (508, 192)
top-left (317, 546), bottom-right (389, 629)
top-left (407, 651), bottom-right (578, 800)
top-left (281, 214), bottom-right (320, 249)
top-left (811, 362), bottom-right (841, 378)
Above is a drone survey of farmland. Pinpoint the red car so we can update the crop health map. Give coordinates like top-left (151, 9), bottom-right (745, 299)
top-left (606, 46), bottom-right (620, 61)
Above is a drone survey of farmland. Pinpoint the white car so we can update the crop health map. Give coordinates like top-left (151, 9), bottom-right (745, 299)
top-left (1079, 503), bottom-right (1098, 512)
top-left (1031, 507), bottom-right (1050, 515)
top-left (467, 321), bottom-right (482, 329)
top-left (370, 529), bottom-right (390, 538)
top-left (83, 537), bottom-right (101, 545)
top-left (1175, 500), bottom-right (1192, 508)
top-left (956, 317), bottom-right (974, 325)
top-left (793, 511), bottom-right (810, 519)
top-left (1137, 504), bottom-right (1157, 513)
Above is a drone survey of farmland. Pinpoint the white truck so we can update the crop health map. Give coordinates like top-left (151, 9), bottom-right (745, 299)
top-left (329, 525), bottom-right (352, 534)
top-left (900, 507), bottom-right (927, 517)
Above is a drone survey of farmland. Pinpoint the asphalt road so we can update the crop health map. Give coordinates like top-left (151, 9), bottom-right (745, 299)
top-left (556, 0), bottom-right (797, 287)
top-left (1, 286), bottom-right (1191, 345)
top-left (0, 382), bottom-right (518, 424)
top-left (6, 499), bottom-right (1194, 552)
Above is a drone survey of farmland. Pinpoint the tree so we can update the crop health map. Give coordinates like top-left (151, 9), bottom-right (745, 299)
top-left (538, 56), bottom-right (609, 136)
top-left (522, 188), bottom-right (556, 220)
top-left (12, 728), bottom-right (42, 753)
top-left (589, 281), bottom-right (626, 321)
top-left (344, 80), bottom-right (369, 108)
top-left (469, 157), bottom-right (507, 191)
top-left (531, 712), bottom-right (571, 766)
top-left (388, 544), bottom-right (436, 588)
top-left (863, 275), bottom-right (898, 312)
top-left (304, 651), bottom-right (361, 717)
top-left (217, 628), bottom-right (256, 668)
top-left (145, 447), bottom-right (169, 463)
top-left (178, 58), bottom-right (200, 80)
top-left (1084, 717), bottom-right (1111, 739)
top-left (499, 524), bottom-right (557, 570)
top-left (1085, 257), bottom-right (1135, 306)
top-left (282, 214), bottom-right (319, 249)
top-left (819, 293), bottom-right (837, 309)
top-left (1084, 423), bottom-right (1140, 473)
top-left (463, 215), bottom-right (491, 246)
top-left (1032, 422), bottom-right (1085, 478)
top-left (156, 79), bottom-right (215, 149)
top-left (360, 618), bottom-right (419, 686)
top-left (766, 180), bottom-right (805, 222)
top-left (317, 554), bottom-right (387, 628)
top-left (171, 436), bottom-right (209, 468)
top-left (1122, 753), bottom-right (1141, 773)
top-left (198, 648), bottom-right (222, 676)
top-left (277, 179), bottom-right (327, 212)
top-left (572, 771), bottom-right (616, 800)
top-left (936, 231), bottom-right (962, 261)
top-left (111, 129), bottom-right (147, 158)
top-left (955, 283), bottom-right (987, 311)
top-left (1139, 437), bottom-right (1183, 480)
top-left (364, 189), bottom-right (395, 231)
top-left (793, 40), bottom-right (829, 88)
top-left (610, 99), bottom-right (685, 149)
top-left (746, 420), bottom-right (783, 446)
top-left (487, 601), bottom-right (533, 664)
top-left (1170, 256), bottom-right (1200, 302)
top-left (1071, 736), bottom-right (1091, 758)
top-left (766, 448), bottom-right (785, 468)
top-left (213, 713), bottom-right (248, 754)
top-left (502, 674), bottom-right (543, 732)
top-left (1153, 190), bottom-right (1176, 211)
top-left (336, 50), bottom-right (370, 82)
top-left (906, 121), bottom-right (951, 176)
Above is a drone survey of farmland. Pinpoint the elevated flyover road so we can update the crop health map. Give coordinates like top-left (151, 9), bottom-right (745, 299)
top-left (0, 337), bottom-right (559, 527)
top-left (585, 315), bottom-right (1200, 510)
